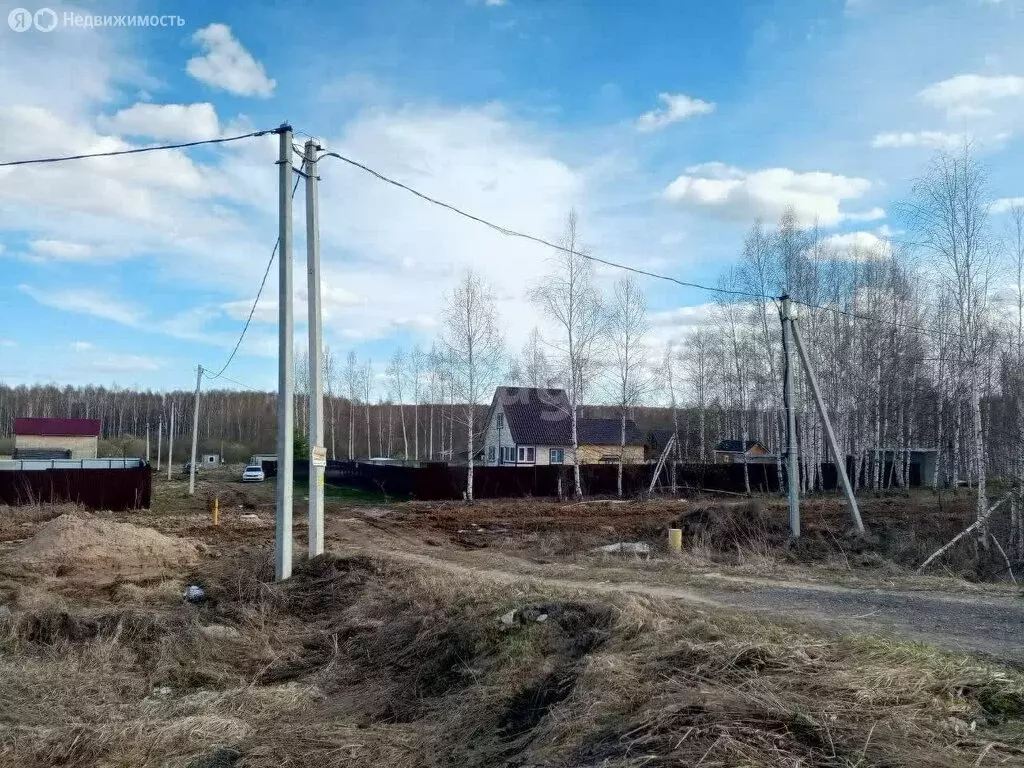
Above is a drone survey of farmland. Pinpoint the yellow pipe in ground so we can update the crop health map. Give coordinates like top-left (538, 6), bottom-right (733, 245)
top-left (668, 528), bottom-right (682, 554)
top-left (212, 496), bottom-right (219, 526)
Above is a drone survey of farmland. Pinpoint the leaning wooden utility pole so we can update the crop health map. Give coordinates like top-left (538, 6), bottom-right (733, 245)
top-left (188, 365), bottom-right (202, 496)
top-left (781, 296), bottom-right (799, 537)
top-left (304, 138), bottom-right (325, 559)
top-left (790, 319), bottom-right (865, 535)
top-left (275, 123), bottom-right (295, 581)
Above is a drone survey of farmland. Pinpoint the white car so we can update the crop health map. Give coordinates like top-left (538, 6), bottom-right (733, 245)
top-left (241, 465), bottom-right (266, 483)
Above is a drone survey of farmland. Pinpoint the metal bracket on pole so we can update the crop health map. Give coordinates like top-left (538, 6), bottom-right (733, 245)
top-left (276, 124), bottom-right (295, 581)
top-left (305, 139), bottom-right (325, 559)
top-left (781, 296), bottom-right (800, 538)
top-left (790, 320), bottom-right (866, 535)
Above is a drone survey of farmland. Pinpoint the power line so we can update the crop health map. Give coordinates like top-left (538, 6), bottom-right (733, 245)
top-left (205, 169), bottom-right (303, 381)
top-left (317, 151), bottom-right (766, 301)
top-left (316, 150), bottom-right (1018, 347)
top-left (199, 371), bottom-right (263, 392)
top-left (789, 299), bottom-right (967, 342)
top-left (0, 130), bottom-right (272, 169)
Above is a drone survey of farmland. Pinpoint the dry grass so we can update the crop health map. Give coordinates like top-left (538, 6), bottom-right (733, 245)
top-left (0, 530), bottom-right (1022, 767)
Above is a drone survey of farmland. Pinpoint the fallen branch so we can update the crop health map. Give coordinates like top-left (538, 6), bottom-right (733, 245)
top-left (917, 492), bottom-right (1015, 574)
top-left (989, 533), bottom-right (1017, 585)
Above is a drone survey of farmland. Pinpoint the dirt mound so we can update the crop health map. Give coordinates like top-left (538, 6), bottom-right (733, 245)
top-left (13, 514), bottom-right (200, 583)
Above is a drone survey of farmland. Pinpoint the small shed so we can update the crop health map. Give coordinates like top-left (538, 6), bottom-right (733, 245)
top-left (14, 418), bottom-right (101, 460)
top-left (713, 439), bottom-right (773, 464)
top-left (201, 453), bottom-right (222, 467)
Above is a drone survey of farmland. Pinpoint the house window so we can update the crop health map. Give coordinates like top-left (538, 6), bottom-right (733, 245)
top-left (487, 445), bottom-right (495, 462)
top-left (496, 413), bottom-right (504, 429)
top-left (550, 448), bottom-right (564, 464)
top-left (502, 446), bottom-right (514, 463)
top-left (518, 446), bottom-right (535, 463)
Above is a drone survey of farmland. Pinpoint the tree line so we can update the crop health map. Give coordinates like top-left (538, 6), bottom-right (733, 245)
top-left (2, 146), bottom-right (1022, 546)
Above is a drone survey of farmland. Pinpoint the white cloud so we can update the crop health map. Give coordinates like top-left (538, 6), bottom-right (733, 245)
top-left (820, 231), bottom-right (892, 260)
top-left (843, 207), bottom-right (887, 222)
top-left (919, 74), bottom-right (1024, 118)
top-left (72, 341), bottom-right (93, 351)
top-left (650, 303), bottom-right (718, 330)
top-left (18, 284), bottom-right (141, 326)
top-left (637, 93), bottom-right (715, 132)
top-left (26, 239), bottom-right (107, 263)
top-left (484, 0), bottom-right (508, 5)
top-left (186, 24), bottom-right (275, 97)
top-left (0, 339), bottom-right (16, 348)
top-left (992, 196), bottom-right (1024, 213)
top-left (97, 102), bottom-right (220, 142)
top-left (872, 130), bottom-right (965, 149)
top-left (306, 105), bottom-right (581, 347)
top-left (663, 163), bottom-right (874, 226)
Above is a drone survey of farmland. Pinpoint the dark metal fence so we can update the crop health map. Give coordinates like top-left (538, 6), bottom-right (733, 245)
top-left (318, 458), bottom-right (926, 501)
top-left (0, 466), bottom-right (152, 510)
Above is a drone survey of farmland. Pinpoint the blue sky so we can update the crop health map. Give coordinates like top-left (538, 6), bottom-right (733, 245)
top-left (2, 0), bottom-right (1023, 393)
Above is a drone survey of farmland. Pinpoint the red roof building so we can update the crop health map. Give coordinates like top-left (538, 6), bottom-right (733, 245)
top-left (13, 418), bottom-right (102, 460)
top-left (14, 418), bottom-right (101, 437)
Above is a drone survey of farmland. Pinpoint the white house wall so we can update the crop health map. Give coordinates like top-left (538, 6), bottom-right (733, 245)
top-left (481, 403), bottom-right (580, 467)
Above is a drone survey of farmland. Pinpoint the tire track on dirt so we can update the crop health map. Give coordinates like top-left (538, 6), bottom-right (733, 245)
top-left (350, 538), bottom-right (1024, 667)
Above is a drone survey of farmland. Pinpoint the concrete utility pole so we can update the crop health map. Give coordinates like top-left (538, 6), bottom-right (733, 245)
top-left (781, 296), bottom-right (800, 537)
top-left (276, 124), bottom-right (295, 581)
top-left (157, 417), bottom-right (163, 471)
top-left (189, 365), bottom-right (202, 496)
top-left (168, 403), bottom-right (175, 482)
top-left (145, 422), bottom-right (150, 463)
top-left (790, 320), bottom-right (866, 535)
top-left (304, 138), bottom-right (325, 559)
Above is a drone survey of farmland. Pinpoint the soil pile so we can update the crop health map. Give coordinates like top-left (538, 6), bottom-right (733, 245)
top-left (13, 514), bottom-right (199, 583)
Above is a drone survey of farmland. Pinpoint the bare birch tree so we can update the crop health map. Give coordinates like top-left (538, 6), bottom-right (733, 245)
top-left (529, 210), bottom-right (606, 498)
top-left (344, 351), bottom-right (360, 460)
top-left (519, 327), bottom-right (553, 388)
top-left (323, 346), bottom-right (339, 459)
top-left (607, 276), bottom-right (651, 497)
top-left (441, 270), bottom-right (504, 502)
top-left (907, 144), bottom-right (995, 545)
top-left (387, 349), bottom-right (410, 460)
top-left (409, 345), bottom-right (425, 461)
top-left (361, 360), bottom-right (373, 459)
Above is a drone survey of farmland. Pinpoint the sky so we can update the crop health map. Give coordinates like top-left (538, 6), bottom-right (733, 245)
top-left (1, 0), bottom-right (1024, 394)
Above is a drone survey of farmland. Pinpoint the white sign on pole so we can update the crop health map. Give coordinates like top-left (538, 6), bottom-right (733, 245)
top-left (311, 445), bottom-right (327, 468)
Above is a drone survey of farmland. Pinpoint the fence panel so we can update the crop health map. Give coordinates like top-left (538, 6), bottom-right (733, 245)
top-left (0, 467), bottom-right (152, 511)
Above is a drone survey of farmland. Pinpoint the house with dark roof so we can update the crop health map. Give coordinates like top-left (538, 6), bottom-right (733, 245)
top-left (481, 387), bottom-right (645, 466)
top-left (13, 418), bottom-right (101, 459)
top-left (712, 439), bottom-right (773, 464)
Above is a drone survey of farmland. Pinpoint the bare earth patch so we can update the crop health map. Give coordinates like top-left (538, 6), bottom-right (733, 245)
top-left (12, 514), bottom-right (200, 585)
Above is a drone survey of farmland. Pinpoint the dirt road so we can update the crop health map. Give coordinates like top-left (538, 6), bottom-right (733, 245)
top-left (331, 518), bottom-right (1024, 667)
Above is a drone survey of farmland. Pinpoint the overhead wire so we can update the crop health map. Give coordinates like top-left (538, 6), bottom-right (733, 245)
top-left (199, 372), bottom-right (263, 392)
top-left (0, 130), bottom-right (272, 168)
top-left (317, 150), bottom-right (767, 301)
top-left (204, 163), bottom-right (304, 382)
top-left (315, 149), bottom-right (1012, 349)
top-left (3, 127), bottom-right (1014, 379)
